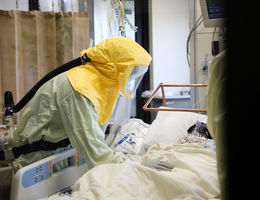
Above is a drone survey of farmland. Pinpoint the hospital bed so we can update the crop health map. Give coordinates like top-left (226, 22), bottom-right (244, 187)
top-left (10, 148), bottom-right (88, 200)
top-left (10, 83), bottom-right (220, 200)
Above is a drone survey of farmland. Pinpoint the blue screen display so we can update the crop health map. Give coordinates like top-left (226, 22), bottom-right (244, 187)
top-left (206, 0), bottom-right (226, 19)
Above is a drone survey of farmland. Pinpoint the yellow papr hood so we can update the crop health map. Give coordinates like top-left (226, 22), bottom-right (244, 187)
top-left (67, 37), bottom-right (152, 125)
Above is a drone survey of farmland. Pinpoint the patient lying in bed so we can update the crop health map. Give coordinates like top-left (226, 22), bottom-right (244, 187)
top-left (48, 113), bottom-right (220, 200)
top-left (48, 142), bottom-right (219, 200)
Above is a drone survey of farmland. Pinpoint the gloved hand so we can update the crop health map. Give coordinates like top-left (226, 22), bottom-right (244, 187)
top-left (141, 159), bottom-right (173, 171)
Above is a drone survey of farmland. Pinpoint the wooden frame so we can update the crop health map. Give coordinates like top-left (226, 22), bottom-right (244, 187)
top-left (142, 83), bottom-right (208, 113)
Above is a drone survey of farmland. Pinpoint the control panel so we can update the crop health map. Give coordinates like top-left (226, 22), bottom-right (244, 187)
top-left (22, 161), bottom-right (51, 188)
top-left (21, 153), bottom-right (86, 188)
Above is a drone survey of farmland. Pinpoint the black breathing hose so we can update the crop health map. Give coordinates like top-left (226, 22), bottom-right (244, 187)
top-left (12, 53), bottom-right (91, 113)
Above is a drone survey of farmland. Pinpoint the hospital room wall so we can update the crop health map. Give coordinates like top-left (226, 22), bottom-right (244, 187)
top-left (149, 0), bottom-right (224, 109)
top-left (189, 0), bottom-right (224, 109)
top-left (149, 0), bottom-right (190, 95)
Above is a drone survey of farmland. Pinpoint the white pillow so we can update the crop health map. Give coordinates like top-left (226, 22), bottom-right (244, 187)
top-left (143, 111), bottom-right (207, 150)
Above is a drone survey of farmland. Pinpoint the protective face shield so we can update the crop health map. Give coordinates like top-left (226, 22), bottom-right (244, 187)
top-left (69, 37), bottom-right (151, 125)
top-left (124, 66), bottom-right (148, 96)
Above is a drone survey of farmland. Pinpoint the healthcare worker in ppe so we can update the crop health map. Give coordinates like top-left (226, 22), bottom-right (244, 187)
top-left (207, 50), bottom-right (227, 199)
top-left (10, 37), bottom-right (173, 173)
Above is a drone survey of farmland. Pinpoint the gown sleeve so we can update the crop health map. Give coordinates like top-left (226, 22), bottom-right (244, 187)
top-left (58, 90), bottom-right (126, 169)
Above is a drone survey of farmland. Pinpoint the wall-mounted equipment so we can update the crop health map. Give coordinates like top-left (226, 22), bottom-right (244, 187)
top-left (199, 0), bottom-right (226, 27)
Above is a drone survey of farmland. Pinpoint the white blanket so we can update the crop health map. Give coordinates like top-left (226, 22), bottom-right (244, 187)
top-left (49, 143), bottom-right (220, 200)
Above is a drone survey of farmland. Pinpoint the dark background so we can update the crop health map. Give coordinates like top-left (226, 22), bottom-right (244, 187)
top-left (225, 0), bottom-right (258, 199)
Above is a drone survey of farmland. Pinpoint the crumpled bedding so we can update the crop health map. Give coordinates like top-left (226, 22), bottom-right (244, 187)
top-left (48, 143), bottom-right (220, 200)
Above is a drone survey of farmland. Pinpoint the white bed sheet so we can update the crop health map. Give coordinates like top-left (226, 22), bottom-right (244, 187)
top-left (48, 143), bottom-right (220, 200)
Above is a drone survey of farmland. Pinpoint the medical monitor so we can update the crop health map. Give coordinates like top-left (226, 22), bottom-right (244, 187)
top-left (199, 0), bottom-right (226, 27)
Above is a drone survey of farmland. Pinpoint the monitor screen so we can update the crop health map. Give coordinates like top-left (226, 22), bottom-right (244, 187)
top-left (199, 0), bottom-right (226, 27)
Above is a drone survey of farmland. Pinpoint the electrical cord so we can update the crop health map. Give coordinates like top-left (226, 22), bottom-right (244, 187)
top-left (212, 27), bottom-right (217, 42)
top-left (186, 15), bottom-right (203, 67)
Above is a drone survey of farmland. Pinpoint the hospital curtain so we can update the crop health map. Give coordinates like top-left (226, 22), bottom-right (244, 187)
top-left (0, 10), bottom-right (89, 122)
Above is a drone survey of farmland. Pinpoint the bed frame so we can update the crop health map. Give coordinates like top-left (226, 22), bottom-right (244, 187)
top-left (143, 83), bottom-right (208, 113)
top-left (10, 148), bottom-right (88, 200)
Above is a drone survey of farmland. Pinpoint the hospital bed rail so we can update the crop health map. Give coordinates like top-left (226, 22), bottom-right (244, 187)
top-left (143, 83), bottom-right (207, 113)
top-left (10, 148), bottom-right (88, 200)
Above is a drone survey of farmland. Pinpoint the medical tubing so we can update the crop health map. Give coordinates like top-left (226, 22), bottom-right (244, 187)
top-left (13, 54), bottom-right (90, 113)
